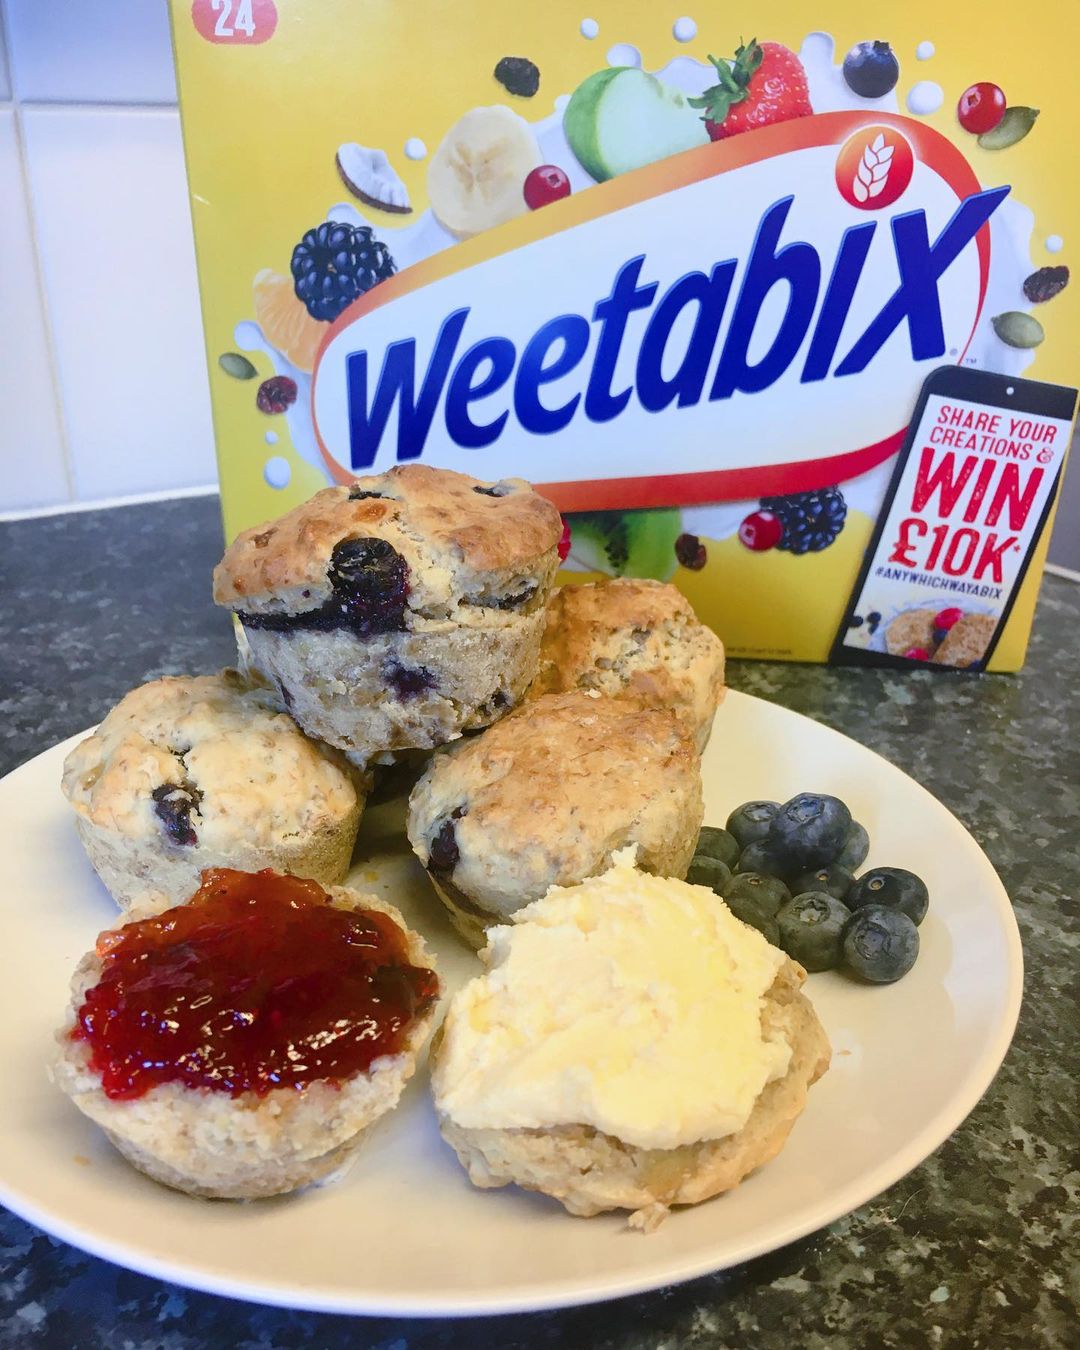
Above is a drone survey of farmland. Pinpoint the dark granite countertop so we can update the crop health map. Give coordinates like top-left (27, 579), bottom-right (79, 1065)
top-left (1, 495), bottom-right (1076, 1349)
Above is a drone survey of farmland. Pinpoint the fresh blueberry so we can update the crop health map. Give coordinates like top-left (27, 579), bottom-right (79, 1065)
top-left (722, 891), bottom-right (780, 945)
top-left (847, 867), bottom-right (929, 925)
top-left (776, 892), bottom-right (850, 972)
top-left (736, 839), bottom-right (797, 881)
top-left (843, 905), bottom-right (920, 983)
top-left (791, 863), bottom-right (854, 904)
top-left (725, 800), bottom-right (779, 850)
top-left (694, 825), bottom-right (740, 869)
top-left (686, 856), bottom-right (732, 892)
top-left (836, 821), bottom-right (870, 871)
top-left (766, 793), bottom-right (852, 870)
top-left (722, 871), bottom-right (790, 917)
top-left (842, 40), bottom-right (900, 99)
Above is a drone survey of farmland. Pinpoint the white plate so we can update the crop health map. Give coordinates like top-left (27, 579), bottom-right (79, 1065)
top-left (0, 691), bottom-right (1022, 1316)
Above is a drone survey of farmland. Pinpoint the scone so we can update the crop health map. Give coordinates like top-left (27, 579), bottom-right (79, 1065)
top-left (430, 850), bottom-right (830, 1228)
top-left (61, 671), bottom-right (363, 910)
top-left (406, 689), bottom-right (703, 947)
top-left (529, 578), bottom-right (725, 751)
top-left (934, 613), bottom-right (995, 668)
top-left (53, 869), bottom-right (439, 1199)
top-left (212, 464), bottom-right (563, 764)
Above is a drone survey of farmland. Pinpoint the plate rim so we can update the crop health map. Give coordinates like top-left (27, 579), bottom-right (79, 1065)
top-left (0, 692), bottom-right (1024, 1316)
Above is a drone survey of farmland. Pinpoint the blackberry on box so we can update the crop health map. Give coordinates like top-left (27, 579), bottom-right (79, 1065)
top-left (291, 221), bottom-right (396, 322)
top-left (760, 488), bottom-right (847, 554)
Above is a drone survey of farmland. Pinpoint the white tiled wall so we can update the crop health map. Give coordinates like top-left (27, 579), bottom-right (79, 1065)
top-left (0, 0), bottom-right (215, 513)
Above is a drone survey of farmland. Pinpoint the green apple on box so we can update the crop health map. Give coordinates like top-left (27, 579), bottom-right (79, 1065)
top-left (565, 67), bottom-right (710, 181)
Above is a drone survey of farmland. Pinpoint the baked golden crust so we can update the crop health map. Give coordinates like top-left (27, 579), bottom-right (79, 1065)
top-left (432, 957), bottom-right (830, 1228)
top-left (212, 464), bottom-right (562, 613)
top-left (530, 579), bottom-right (725, 752)
top-left (407, 689), bottom-right (703, 921)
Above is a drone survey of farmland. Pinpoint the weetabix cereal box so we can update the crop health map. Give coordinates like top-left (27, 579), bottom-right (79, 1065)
top-left (169, 0), bottom-right (1079, 669)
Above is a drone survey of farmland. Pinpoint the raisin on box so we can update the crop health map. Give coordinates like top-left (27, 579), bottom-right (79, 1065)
top-left (170, 0), bottom-right (1079, 669)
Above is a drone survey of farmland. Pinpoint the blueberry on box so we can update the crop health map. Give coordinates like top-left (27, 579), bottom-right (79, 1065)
top-left (847, 867), bottom-right (929, 926)
top-left (776, 893), bottom-right (850, 973)
top-left (842, 41), bottom-right (900, 99)
top-left (766, 793), bottom-right (852, 871)
top-left (725, 801), bottom-right (779, 850)
top-left (843, 906), bottom-right (919, 983)
top-left (836, 821), bottom-right (870, 871)
top-left (685, 856), bottom-right (731, 892)
top-left (693, 826), bottom-right (740, 869)
top-left (723, 872), bottom-right (790, 917)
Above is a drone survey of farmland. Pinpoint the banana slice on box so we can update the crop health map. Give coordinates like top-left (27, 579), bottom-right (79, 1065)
top-left (427, 105), bottom-right (542, 239)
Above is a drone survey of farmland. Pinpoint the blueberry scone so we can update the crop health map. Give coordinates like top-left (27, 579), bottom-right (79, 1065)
top-left (61, 671), bottom-right (362, 910)
top-left (430, 850), bottom-right (830, 1229)
top-left (529, 578), bottom-right (725, 752)
top-left (406, 689), bottom-right (703, 947)
top-left (53, 869), bottom-right (439, 1199)
top-left (212, 465), bottom-right (563, 764)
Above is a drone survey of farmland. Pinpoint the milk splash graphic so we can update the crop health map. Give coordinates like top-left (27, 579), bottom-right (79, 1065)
top-left (236, 26), bottom-right (1043, 553)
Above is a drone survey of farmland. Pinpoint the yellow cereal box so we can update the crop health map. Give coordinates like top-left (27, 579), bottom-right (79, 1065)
top-left (169, 0), bottom-right (1078, 669)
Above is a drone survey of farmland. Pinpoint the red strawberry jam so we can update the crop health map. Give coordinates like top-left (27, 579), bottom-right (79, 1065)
top-left (73, 869), bottom-right (438, 1101)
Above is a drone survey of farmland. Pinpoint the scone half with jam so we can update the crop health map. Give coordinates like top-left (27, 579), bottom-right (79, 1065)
top-left (529, 578), bottom-right (725, 752)
top-left (406, 689), bottom-right (704, 948)
top-left (61, 671), bottom-right (363, 910)
top-left (53, 869), bottom-right (439, 1199)
top-left (431, 849), bottom-right (830, 1230)
top-left (212, 464), bottom-right (564, 765)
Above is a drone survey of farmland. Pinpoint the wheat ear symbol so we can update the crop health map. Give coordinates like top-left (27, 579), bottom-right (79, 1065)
top-left (852, 133), bottom-right (894, 203)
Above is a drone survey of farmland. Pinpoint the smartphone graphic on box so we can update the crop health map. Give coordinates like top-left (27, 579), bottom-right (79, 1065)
top-left (832, 365), bottom-right (1077, 671)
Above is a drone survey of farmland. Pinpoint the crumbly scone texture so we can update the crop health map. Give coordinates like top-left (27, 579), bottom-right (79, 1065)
top-left (52, 888), bottom-right (438, 1200)
top-left (529, 579), bottom-right (725, 752)
top-left (934, 613), bottom-right (996, 667)
top-left (433, 958), bottom-right (830, 1228)
top-left (239, 607), bottom-right (544, 761)
top-left (407, 690), bottom-right (704, 922)
top-left (61, 671), bottom-right (363, 909)
top-left (884, 608), bottom-right (938, 657)
top-left (212, 464), bottom-right (563, 619)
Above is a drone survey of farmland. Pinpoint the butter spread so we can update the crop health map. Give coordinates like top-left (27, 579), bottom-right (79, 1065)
top-left (432, 848), bottom-right (792, 1150)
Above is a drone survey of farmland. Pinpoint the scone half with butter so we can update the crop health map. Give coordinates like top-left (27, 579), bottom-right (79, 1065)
top-left (431, 849), bottom-right (830, 1229)
top-left (407, 689), bottom-right (703, 948)
top-left (529, 578), bottom-right (725, 752)
top-left (213, 464), bottom-right (564, 765)
top-left (62, 671), bottom-right (363, 910)
top-left (53, 869), bottom-right (439, 1199)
